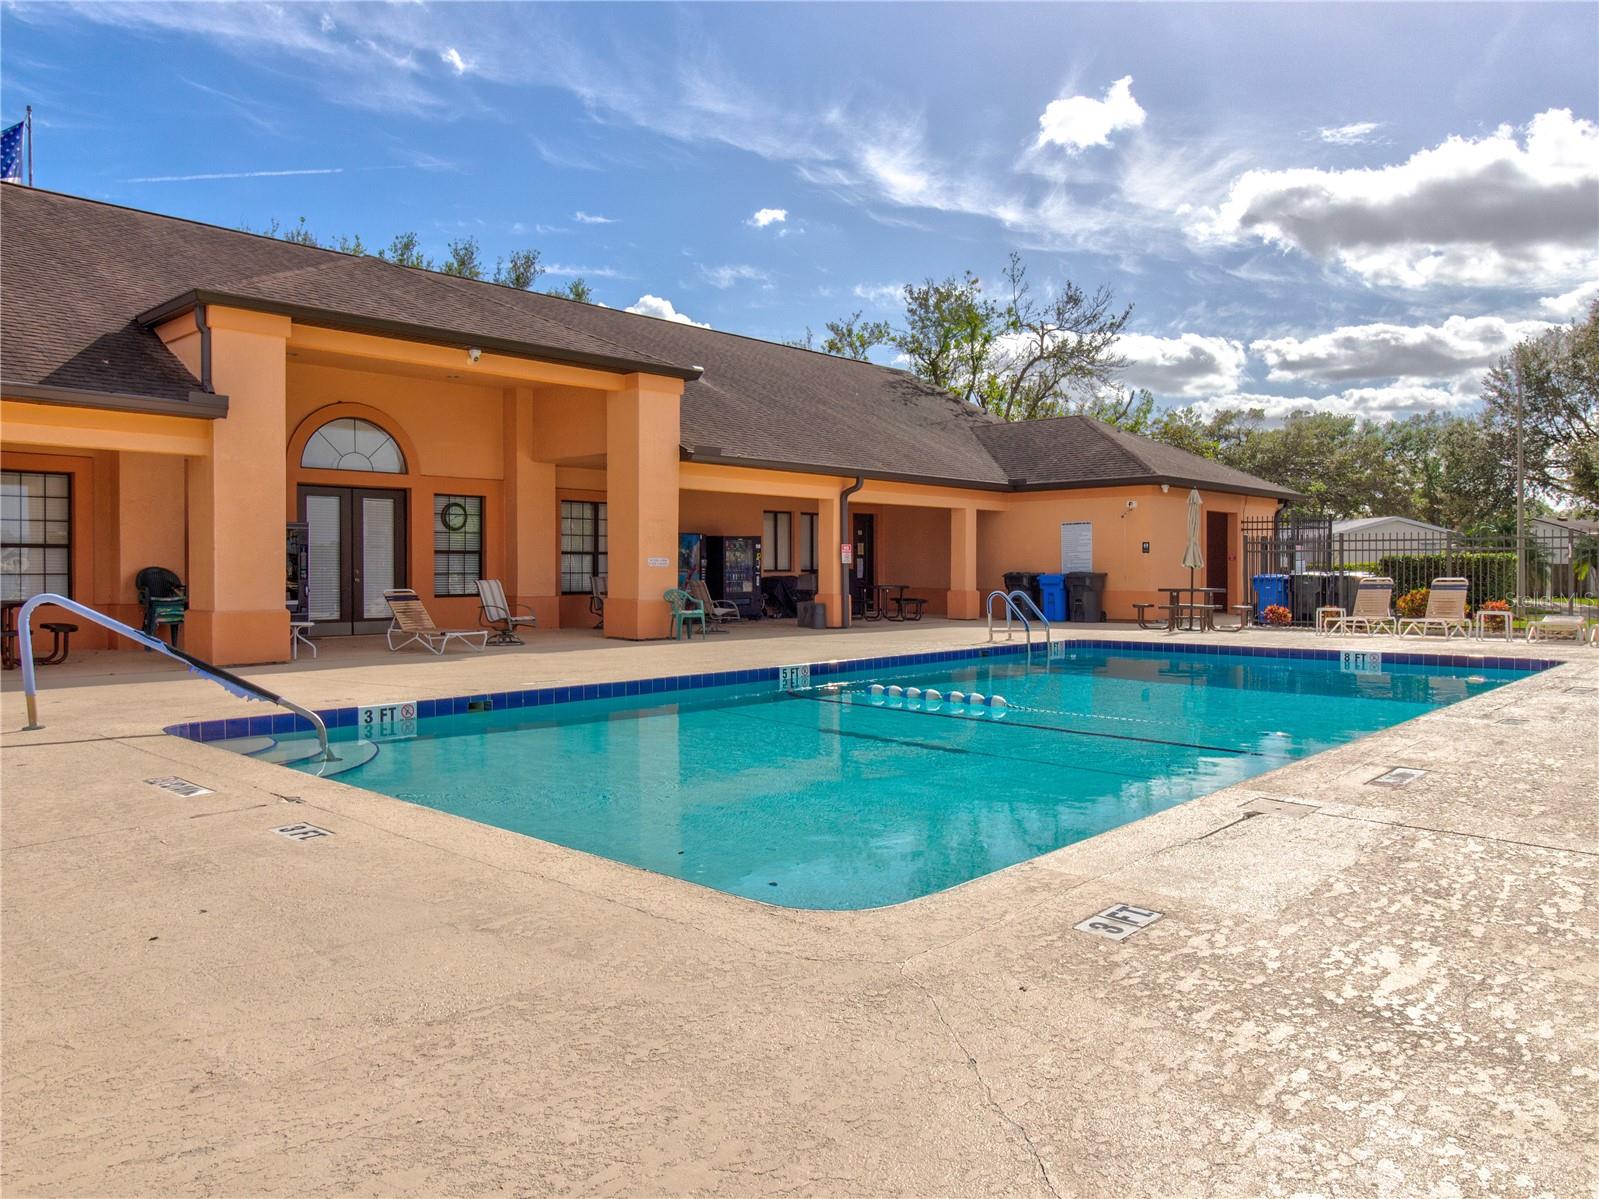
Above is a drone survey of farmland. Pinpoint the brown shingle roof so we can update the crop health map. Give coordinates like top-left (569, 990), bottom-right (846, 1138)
top-left (975, 415), bottom-right (1299, 498)
top-left (2, 185), bottom-right (1295, 498)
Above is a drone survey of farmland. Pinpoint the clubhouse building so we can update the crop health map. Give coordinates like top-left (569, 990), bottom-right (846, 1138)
top-left (1, 185), bottom-right (1294, 665)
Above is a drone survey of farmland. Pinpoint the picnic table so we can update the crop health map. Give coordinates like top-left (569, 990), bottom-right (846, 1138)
top-left (1133, 587), bottom-right (1226, 632)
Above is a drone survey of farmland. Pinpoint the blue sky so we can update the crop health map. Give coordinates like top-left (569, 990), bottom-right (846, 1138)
top-left (3, 2), bottom-right (1596, 420)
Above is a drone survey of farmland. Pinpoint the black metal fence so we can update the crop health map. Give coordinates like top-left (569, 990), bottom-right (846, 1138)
top-left (1241, 515), bottom-right (1597, 627)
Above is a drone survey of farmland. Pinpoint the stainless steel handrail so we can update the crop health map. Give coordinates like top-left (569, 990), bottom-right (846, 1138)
top-left (14, 593), bottom-right (336, 762)
top-left (986, 589), bottom-right (1055, 663)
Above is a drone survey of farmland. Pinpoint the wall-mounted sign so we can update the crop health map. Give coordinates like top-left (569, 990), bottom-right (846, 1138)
top-left (359, 700), bottom-right (417, 742)
top-left (646, 556), bottom-right (670, 568)
top-left (840, 543), bottom-right (853, 565)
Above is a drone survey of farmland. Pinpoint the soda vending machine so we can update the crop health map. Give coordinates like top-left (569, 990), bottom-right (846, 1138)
top-left (703, 535), bottom-right (762, 618)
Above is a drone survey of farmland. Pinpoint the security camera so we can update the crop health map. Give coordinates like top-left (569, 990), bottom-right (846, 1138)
top-left (1160, 483), bottom-right (1170, 493)
top-left (467, 346), bottom-right (482, 364)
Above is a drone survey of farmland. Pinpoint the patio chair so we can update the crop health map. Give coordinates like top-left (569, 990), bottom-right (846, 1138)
top-left (1525, 613), bottom-right (1588, 644)
top-left (589, 576), bottom-right (606, 630)
top-left (383, 588), bottom-right (490, 654)
top-left (690, 579), bottom-right (740, 625)
top-left (476, 578), bottom-right (537, 645)
top-left (135, 565), bottom-right (188, 647)
top-left (664, 588), bottom-right (707, 640)
top-left (1325, 577), bottom-right (1397, 636)
top-left (1397, 577), bottom-right (1470, 639)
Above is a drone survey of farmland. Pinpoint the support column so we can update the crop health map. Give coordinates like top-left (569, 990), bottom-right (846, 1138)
top-left (179, 308), bottom-right (291, 664)
top-left (817, 491), bottom-right (845, 627)
top-left (604, 374), bottom-right (682, 640)
top-left (504, 388), bottom-right (559, 628)
top-left (947, 504), bottom-right (980, 619)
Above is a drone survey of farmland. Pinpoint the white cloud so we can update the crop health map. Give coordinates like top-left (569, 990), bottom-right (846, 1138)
top-left (699, 263), bottom-right (770, 289)
top-left (1318, 121), bottom-right (1381, 146)
top-left (1193, 108), bottom-right (1599, 289)
top-left (126, 167), bottom-right (344, 183)
top-left (440, 47), bottom-right (468, 75)
top-left (1540, 279), bottom-right (1599, 317)
top-left (541, 263), bottom-right (627, 279)
top-left (572, 210), bottom-right (617, 224)
top-left (1034, 76), bottom-right (1146, 153)
top-left (1251, 315), bottom-right (1552, 384)
top-left (747, 207), bottom-right (787, 228)
top-left (1116, 333), bottom-right (1248, 397)
top-left (851, 282), bottom-right (903, 306)
top-left (319, 13), bottom-right (335, 34)
top-left (1192, 386), bottom-right (1465, 424)
top-left (624, 295), bottom-right (708, 327)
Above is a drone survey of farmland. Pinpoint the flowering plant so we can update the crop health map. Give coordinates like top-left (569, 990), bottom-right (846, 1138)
top-left (1395, 588), bottom-right (1430, 618)
top-left (1262, 603), bottom-right (1292, 626)
top-left (1481, 599), bottom-right (1511, 612)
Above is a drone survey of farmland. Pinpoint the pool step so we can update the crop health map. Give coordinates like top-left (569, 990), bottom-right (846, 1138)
top-left (300, 738), bottom-right (380, 777)
top-left (210, 735), bottom-right (277, 756)
top-left (246, 738), bottom-right (336, 766)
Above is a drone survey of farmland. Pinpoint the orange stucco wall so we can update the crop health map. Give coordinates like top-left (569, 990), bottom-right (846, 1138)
top-left (5, 318), bottom-right (1283, 666)
top-left (976, 486), bottom-right (1279, 620)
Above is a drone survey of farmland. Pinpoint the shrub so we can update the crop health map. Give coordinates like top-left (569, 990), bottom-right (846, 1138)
top-left (1395, 588), bottom-right (1429, 618)
top-left (1262, 603), bottom-right (1292, 626)
top-left (1374, 552), bottom-right (1514, 609)
top-left (1481, 598), bottom-right (1511, 612)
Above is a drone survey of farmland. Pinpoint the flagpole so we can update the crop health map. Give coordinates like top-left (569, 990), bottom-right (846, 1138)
top-left (25, 105), bottom-right (32, 186)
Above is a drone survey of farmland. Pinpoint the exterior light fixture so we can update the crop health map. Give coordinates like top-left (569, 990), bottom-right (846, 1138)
top-left (467, 347), bottom-right (482, 363)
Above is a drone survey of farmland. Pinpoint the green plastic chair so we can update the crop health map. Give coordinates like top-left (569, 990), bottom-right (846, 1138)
top-left (664, 588), bottom-right (707, 640)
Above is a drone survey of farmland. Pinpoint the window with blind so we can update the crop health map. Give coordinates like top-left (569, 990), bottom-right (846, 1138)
top-left (763, 510), bottom-right (792, 572)
top-left (561, 500), bottom-right (608, 594)
top-left (1, 471), bottom-right (71, 601)
top-left (799, 512), bottom-right (818, 572)
top-left (433, 494), bottom-right (483, 596)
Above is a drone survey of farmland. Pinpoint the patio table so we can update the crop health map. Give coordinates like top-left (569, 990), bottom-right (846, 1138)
top-left (872, 583), bottom-right (910, 621)
top-left (1161, 586), bottom-right (1226, 632)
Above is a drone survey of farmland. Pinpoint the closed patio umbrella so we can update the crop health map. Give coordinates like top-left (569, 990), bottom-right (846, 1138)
top-left (1182, 488), bottom-right (1205, 595)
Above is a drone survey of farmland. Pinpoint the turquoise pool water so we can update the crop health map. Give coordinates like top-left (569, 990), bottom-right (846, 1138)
top-left (241, 646), bottom-right (1527, 909)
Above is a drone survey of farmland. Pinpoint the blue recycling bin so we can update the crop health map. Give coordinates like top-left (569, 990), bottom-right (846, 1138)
top-left (1252, 573), bottom-right (1289, 620)
top-left (1038, 573), bottom-right (1067, 622)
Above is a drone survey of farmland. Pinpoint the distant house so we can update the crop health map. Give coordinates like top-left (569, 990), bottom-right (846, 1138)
top-left (1330, 516), bottom-right (1451, 548)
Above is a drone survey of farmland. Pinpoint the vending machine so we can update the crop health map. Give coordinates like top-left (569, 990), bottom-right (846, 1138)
top-left (703, 535), bottom-right (763, 618)
top-left (285, 522), bottom-right (310, 620)
top-left (678, 532), bottom-right (704, 589)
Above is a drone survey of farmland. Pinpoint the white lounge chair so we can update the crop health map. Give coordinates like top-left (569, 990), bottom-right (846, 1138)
top-left (1525, 613), bottom-right (1589, 644)
top-left (1397, 577), bottom-right (1470, 639)
top-left (384, 589), bottom-right (489, 654)
top-left (689, 579), bottom-right (740, 626)
top-left (476, 578), bottom-right (537, 645)
top-left (1325, 577), bottom-right (1397, 636)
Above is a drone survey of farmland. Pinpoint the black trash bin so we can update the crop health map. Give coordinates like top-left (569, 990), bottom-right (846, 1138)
top-left (1066, 571), bottom-right (1108, 622)
top-left (1002, 571), bottom-right (1043, 612)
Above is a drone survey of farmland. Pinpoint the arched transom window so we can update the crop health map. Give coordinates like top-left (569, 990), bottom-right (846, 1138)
top-left (300, 418), bottom-right (405, 473)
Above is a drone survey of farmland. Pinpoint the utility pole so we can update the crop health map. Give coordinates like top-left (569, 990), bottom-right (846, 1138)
top-left (1514, 350), bottom-right (1525, 614)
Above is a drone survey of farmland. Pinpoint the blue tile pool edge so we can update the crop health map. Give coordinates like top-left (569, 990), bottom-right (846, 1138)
top-left (162, 638), bottom-right (1561, 745)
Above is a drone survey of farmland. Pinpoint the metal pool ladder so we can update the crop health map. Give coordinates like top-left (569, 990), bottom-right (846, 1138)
top-left (12, 593), bottom-right (336, 762)
top-left (987, 589), bottom-right (1053, 664)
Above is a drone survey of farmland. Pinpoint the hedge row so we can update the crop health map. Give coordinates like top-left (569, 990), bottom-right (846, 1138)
top-left (1374, 552), bottom-right (1516, 609)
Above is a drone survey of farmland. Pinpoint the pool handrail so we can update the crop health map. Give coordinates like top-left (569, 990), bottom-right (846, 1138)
top-left (13, 593), bottom-right (336, 762)
top-left (986, 589), bottom-right (1054, 662)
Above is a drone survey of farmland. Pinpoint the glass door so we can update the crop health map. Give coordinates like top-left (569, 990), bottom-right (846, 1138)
top-left (297, 485), bottom-right (408, 635)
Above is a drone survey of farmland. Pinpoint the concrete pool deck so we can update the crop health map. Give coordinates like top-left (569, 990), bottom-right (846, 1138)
top-left (2, 622), bottom-right (1595, 1197)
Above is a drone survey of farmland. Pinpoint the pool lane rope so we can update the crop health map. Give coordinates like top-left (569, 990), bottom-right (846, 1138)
top-left (789, 682), bottom-right (1262, 757)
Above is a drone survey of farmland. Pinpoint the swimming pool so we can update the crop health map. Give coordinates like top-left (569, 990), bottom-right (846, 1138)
top-left (196, 643), bottom-right (1538, 909)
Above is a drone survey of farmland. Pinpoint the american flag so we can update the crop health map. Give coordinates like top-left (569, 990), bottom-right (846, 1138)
top-left (0, 121), bottom-right (23, 184)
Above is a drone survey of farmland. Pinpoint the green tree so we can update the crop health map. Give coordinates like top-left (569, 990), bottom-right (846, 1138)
top-left (494, 248), bottom-right (542, 290)
top-left (821, 311), bottom-right (892, 361)
top-left (1481, 300), bottom-right (1599, 507)
top-left (894, 271), bottom-right (995, 399)
top-left (784, 328), bottom-right (817, 351)
top-left (335, 232), bottom-right (367, 256)
top-left (377, 232), bottom-right (432, 270)
top-left (441, 236), bottom-right (485, 280)
top-left (547, 277), bottom-right (595, 303)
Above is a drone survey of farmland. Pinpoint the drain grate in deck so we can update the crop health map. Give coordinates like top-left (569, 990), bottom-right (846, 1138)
top-left (144, 776), bottom-right (214, 798)
top-left (272, 822), bottom-right (333, 842)
top-left (1074, 904), bottom-right (1163, 942)
top-left (1368, 766), bottom-right (1427, 788)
